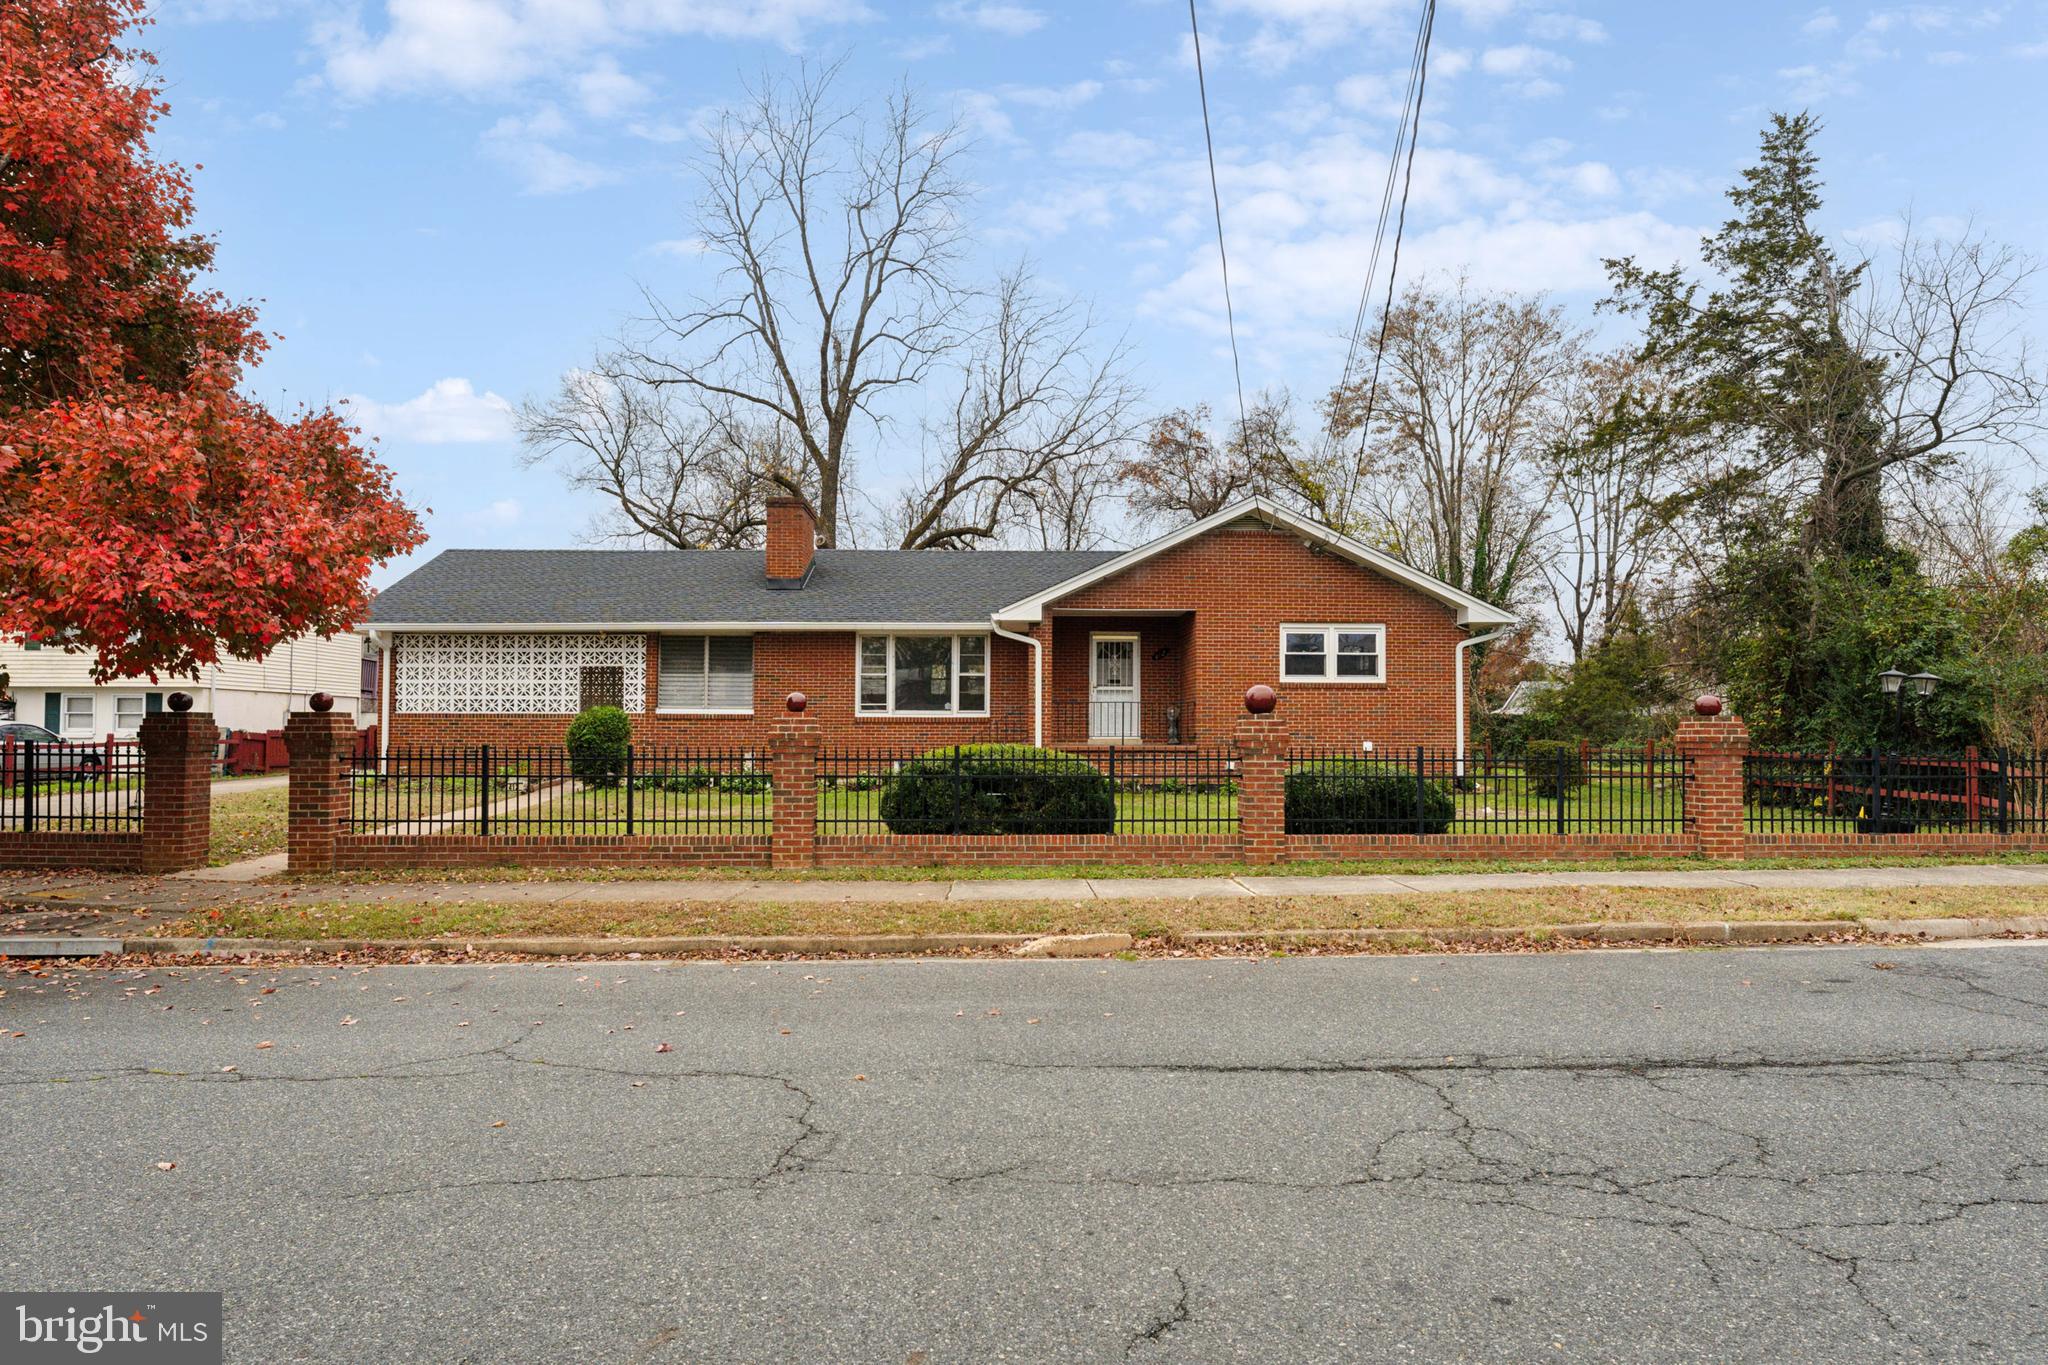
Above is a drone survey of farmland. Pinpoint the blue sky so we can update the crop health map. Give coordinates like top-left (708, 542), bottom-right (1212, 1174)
top-left (150, 0), bottom-right (2048, 581)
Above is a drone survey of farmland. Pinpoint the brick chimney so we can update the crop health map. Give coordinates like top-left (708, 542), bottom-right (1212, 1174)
top-left (765, 497), bottom-right (817, 586)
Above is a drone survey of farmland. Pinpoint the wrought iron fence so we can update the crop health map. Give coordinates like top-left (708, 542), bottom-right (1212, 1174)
top-left (1746, 749), bottom-right (2047, 834)
top-left (1286, 746), bottom-right (1691, 835)
top-left (0, 739), bottom-right (146, 832)
top-left (346, 745), bottom-right (769, 836)
top-left (816, 745), bottom-right (1240, 835)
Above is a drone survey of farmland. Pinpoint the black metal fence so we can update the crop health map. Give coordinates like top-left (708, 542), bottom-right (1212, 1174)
top-left (1746, 749), bottom-right (2048, 834)
top-left (347, 745), bottom-right (769, 836)
top-left (0, 740), bottom-right (147, 832)
top-left (816, 746), bottom-right (1240, 835)
top-left (1286, 746), bottom-right (1691, 835)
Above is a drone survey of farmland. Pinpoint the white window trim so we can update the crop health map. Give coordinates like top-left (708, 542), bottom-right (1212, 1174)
top-left (59, 692), bottom-right (97, 735)
top-left (1279, 623), bottom-right (1385, 685)
top-left (855, 632), bottom-right (991, 718)
top-left (654, 633), bottom-right (756, 716)
top-left (112, 694), bottom-right (148, 736)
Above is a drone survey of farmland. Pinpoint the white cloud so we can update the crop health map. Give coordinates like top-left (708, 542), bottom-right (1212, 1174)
top-left (312, 0), bottom-right (873, 102)
top-left (1777, 62), bottom-right (1860, 101)
top-left (346, 379), bottom-right (518, 445)
top-left (574, 58), bottom-right (650, 118)
top-left (937, 0), bottom-right (1046, 36)
top-left (1802, 8), bottom-right (1841, 36)
top-left (1126, 134), bottom-right (1698, 363)
top-left (1526, 12), bottom-right (1605, 42)
top-left (894, 33), bottom-right (953, 59)
top-left (1479, 43), bottom-right (1568, 76)
top-left (465, 498), bottom-right (525, 528)
top-left (1056, 130), bottom-right (1157, 167)
top-left (647, 237), bottom-right (710, 257)
top-left (481, 105), bottom-right (615, 194)
top-left (1002, 80), bottom-right (1102, 110)
top-left (2015, 39), bottom-right (2048, 58)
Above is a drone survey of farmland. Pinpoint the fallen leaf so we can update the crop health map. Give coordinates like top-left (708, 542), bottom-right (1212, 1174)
top-left (654, 1042), bottom-right (673, 1053)
top-left (155, 1161), bottom-right (175, 1172)
top-left (853, 1074), bottom-right (868, 1082)
top-left (491, 1120), bottom-right (506, 1129)
top-left (220, 1065), bottom-right (237, 1074)
top-left (255, 1041), bottom-right (273, 1050)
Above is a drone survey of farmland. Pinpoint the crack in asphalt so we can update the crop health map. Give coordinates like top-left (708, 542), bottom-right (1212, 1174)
top-left (1125, 1268), bottom-right (1191, 1356)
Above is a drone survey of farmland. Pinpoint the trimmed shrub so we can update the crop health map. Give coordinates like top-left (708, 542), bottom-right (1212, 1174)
top-left (1285, 760), bottom-right (1455, 835)
top-left (565, 706), bottom-right (631, 787)
top-left (1521, 740), bottom-right (1586, 800)
top-left (878, 744), bottom-right (1114, 835)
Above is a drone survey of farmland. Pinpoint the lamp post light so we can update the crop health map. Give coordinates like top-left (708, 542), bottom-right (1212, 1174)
top-left (1876, 667), bottom-right (1940, 753)
top-left (1869, 667), bottom-right (1941, 835)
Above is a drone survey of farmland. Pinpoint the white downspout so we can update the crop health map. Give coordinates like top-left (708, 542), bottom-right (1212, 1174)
top-left (367, 629), bottom-right (391, 761)
top-left (1455, 625), bottom-right (1513, 779)
top-left (991, 621), bottom-right (1043, 747)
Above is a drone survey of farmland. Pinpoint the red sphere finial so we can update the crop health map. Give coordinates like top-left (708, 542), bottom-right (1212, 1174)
top-left (1244, 684), bottom-right (1277, 715)
top-left (785, 691), bottom-right (808, 714)
top-left (308, 691), bottom-right (335, 713)
top-left (1694, 693), bottom-right (1723, 717)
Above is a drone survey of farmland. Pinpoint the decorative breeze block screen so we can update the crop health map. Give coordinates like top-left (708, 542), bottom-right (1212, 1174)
top-left (397, 633), bottom-right (646, 714)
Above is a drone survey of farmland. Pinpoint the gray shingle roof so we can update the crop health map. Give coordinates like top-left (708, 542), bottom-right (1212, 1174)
top-left (367, 548), bottom-right (1124, 627)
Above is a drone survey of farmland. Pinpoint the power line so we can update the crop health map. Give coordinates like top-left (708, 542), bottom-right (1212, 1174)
top-left (1336, 0), bottom-right (1433, 396)
top-left (1343, 0), bottom-right (1435, 454)
top-left (1186, 0), bottom-right (1246, 433)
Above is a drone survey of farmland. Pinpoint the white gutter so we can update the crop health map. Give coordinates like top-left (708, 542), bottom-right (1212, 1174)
top-left (990, 621), bottom-right (1043, 747)
top-left (1454, 625), bottom-right (1513, 778)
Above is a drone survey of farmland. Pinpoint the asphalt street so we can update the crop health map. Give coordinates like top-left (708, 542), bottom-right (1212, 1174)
top-left (5, 942), bottom-right (2048, 1362)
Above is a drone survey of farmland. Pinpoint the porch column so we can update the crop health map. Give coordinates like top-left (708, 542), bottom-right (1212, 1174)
top-left (770, 693), bottom-right (820, 869)
top-left (138, 704), bottom-right (216, 874)
top-left (1676, 699), bottom-right (1749, 860)
top-left (1234, 687), bottom-right (1290, 865)
top-left (286, 709), bottom-right (356, 874)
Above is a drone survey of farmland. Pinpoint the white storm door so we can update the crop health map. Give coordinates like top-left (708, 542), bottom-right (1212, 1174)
top-left (1089, 634), bottom-right (1140, 743)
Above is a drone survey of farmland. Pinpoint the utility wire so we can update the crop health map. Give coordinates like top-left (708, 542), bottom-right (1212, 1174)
top-left (1346, 0), bottom-right (1435, 456)
top-left (1186, 0), bottom-right (1246, 433)
top-left (1336, 0), bottom-right (1433, 395)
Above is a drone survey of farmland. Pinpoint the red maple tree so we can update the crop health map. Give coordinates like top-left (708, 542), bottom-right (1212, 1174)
top-left (0, 0), bottom-right (424, 679)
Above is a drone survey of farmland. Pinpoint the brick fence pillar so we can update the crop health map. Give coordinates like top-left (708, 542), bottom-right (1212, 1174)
top-left (769, 700), bottom-right (820, 870)
top-left (1234, 701), bottom-right (1291, 866)
top-left (1676, 708), bottom-right (1750, 860)
top-left (139, 710), bottom-right (216, 874)
top-left (286, 711), bottom-right (355, 875)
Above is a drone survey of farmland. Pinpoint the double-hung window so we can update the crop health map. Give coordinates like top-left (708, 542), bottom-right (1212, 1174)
top-left (113, 695), bottom-right (147, 735)
top-left (60, 693), bottom-right (96, 735)
top-left (1280, 625), bottom-right (1383, 682)
top-left (657, 635), bottom-right (754, 713)
top-left (857, 634), bottom-right (988, 715)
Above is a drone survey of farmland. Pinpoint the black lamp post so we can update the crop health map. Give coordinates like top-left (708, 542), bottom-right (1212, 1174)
top-left (1871, 667), bottom-right (1941, 834)
top-left (1876, 667), bottom-right (1941, 752)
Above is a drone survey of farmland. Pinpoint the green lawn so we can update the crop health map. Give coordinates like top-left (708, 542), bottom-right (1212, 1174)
top-left (209, 786), bottom-right (288, 865)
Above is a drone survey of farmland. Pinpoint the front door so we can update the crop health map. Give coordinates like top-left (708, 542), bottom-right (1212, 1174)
top-left (1089, 634), bottom-right (1141, 743)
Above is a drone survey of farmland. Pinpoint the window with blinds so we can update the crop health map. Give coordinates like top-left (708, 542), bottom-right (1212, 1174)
top-left (657, 635), bottom-right (754, 712)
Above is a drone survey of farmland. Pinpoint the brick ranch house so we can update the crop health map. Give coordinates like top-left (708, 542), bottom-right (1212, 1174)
top-left (364, 497), bottom-right (1515, 757)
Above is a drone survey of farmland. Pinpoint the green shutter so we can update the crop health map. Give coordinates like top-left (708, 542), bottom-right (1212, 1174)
top-left (43, 694), bottom-right (59, 730)
top-left (22, 641), bottom-right (39, 652)
top-left (145, 692), bottom-right (163, 714)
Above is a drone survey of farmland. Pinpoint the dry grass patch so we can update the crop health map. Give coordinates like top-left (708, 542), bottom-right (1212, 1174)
top-left (208, 787), bottom-right (289, 866)
top-left (150, 884), bottom-right (2048, 944)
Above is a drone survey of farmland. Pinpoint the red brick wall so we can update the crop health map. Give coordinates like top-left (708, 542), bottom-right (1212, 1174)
top-left (334, 834), bottom-right (770, 871)
top-left (389, 630), bottom-right (1040, 750)
top-left (1045, 523), bottom-right (1468, 748)
top-left (0, 831), bottom-right (143, 872)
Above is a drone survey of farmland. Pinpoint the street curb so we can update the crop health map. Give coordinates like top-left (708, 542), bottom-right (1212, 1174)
top-left (2, 916), bottom-right (2045, 960)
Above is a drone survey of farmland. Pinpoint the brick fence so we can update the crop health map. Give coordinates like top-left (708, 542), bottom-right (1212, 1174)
top-left (273, 698), bottom-right (2048, 874)
top-left (0, 710), bottom-right (215, 874)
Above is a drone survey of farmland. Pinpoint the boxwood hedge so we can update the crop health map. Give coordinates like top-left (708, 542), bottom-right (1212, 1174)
top-left (1285, 760), bottom-right (1455, 834)
top-left (877, 744), bottom-right (1115, 835)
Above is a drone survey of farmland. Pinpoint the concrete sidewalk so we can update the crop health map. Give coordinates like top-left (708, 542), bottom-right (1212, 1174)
top-left (6, 860), bottom-right (2048, 939)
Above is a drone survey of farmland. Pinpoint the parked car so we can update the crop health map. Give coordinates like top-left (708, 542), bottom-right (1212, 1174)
top-left (0, 722), bottom-right (108, 776)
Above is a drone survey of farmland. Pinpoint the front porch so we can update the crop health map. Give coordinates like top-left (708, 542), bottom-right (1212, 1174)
top-left (1044, 612), bottom-right (1195, 747)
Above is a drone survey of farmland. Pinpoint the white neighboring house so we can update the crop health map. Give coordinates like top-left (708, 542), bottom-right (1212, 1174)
top-left (0, 633), bottom-right (374, 741)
